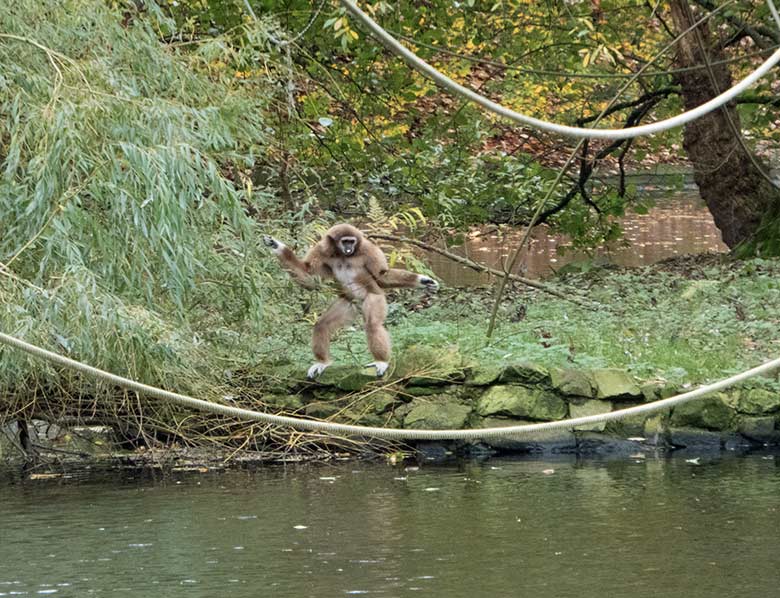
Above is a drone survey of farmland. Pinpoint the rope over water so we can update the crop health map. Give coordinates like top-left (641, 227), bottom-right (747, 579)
top-left (2, 331), bottom-right (779, 441)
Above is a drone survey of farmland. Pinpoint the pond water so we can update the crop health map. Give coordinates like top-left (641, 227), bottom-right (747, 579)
top-left (2, 453), bottom-right (779, 597)
top-left (426, 193), bottom-right (727, 286)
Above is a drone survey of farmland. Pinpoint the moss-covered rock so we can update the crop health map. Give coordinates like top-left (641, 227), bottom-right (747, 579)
top-left (668, 427), bottom-right (725, 450)
top-left (640, 381), bottom-right (664, 402)
top-left (465, 364), bottom-right (503, 386)
top-left (304, 401), bottom-right (343, 419)
top-left (264, 394), bottom-right (304, 411)
top-left (670, 395), bottom-right (734, 430)
top-left (498, 362), bottom-right (550, 385)
top-left (569, 399), bottom-right (613, 431)
top-left (476, 385), bottom-right (567, 421)
top-left (592, 369), bottom-right (641, 399)
top-left (550, 368), bottom-right (594, 398)
top-left (475, 417), bottom-right (577, 452)
top-left (737, 416), bottom-right (779, 443)
top-left (737, 388), bottom-right (780, 415)
top-left (365, 391), bottom-right (399, 414)
top-left (396, 345), bottom-right (465, 386)
top-left (53, 425), bottom-right (117, 456)
top-left (403, 398), bottom-right (471, 430)
top-left (316, 365), bottom-right (379, 391)
top-left (643, 413), bottom-right (668, 445)
top-left (404, 385), bottom-right (448, 397)
top-left (261, 363), bottom-right (306, 393)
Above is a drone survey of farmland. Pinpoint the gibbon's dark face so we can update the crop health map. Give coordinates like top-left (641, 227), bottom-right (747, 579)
top-left (337, 235), bottom-right (358, 256)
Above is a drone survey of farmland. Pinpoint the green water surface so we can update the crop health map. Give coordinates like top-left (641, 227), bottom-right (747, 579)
top-left (1, 454), bottom-right (779, 597)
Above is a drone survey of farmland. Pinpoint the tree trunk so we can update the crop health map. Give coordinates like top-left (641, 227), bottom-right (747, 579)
top-left (669, 0), bottom-right (780, 253)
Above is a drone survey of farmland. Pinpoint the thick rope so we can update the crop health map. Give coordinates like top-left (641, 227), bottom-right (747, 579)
top-left (339, 0), bottom-right (780, 140)
top-left (1, 331), bottom-right (778, 441)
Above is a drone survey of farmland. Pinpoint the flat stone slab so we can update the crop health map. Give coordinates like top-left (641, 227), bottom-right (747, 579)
top-left (498, 362), bottom-right (550, 385)
top-left (550, 368), bottom-right (594, 398)
top-left (403, 399), bottom-right (472, 430)
top-left (477, 385), bottom-right (567, 421)
top-left (592, 368), bottom-right (641, 399)
top-left (670, 395), bottom-right (733, 430)
top-left (569, 400), bottom-right (613, 432)
top-left (476, 417), bottom-right (576, 452)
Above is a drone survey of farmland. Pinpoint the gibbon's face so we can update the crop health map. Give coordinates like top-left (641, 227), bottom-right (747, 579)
top-left (336, 235), bottom-right (358, 256)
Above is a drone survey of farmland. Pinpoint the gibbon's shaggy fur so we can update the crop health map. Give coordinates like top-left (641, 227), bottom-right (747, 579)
top-left (264, 224), bottom-right (438, 378)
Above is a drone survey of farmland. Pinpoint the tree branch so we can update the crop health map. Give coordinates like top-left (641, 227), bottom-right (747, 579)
top-left (368, 233), bottom-right (601, 309)
top-left (692, 0), bottom-right (780, 46)
top-left (575, 87), bottom-right (677, 125)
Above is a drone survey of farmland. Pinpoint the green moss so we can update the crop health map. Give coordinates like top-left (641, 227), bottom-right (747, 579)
top-left (498, 362), bottom-right (550, 385)
top-left (550, 368), bottom-right (594, 398)
top-left (737, 389), bottom-right (780, 415)
top-left (670, 395), bottom-right (734, 430)
top-left (592, 369), bottom-right (641, 399)
top-left (476, 385), bottom-right (566, 421)
top-left (403, 398), bottom-right (472, 430)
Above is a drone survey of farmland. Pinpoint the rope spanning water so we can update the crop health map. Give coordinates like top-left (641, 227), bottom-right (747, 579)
top-left (2, 331), bottom-right (779, 441)
top-left (339, 0), bottom-right (780, 140)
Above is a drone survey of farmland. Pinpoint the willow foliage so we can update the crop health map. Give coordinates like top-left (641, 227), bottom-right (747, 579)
top-left (0, 0), bottom-right (281, 395)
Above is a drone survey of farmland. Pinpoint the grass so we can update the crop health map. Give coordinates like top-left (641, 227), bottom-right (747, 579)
top-left (265, 255), bottom-right (780, 388)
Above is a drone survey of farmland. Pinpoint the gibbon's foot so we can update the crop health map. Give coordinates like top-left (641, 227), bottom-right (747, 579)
top-left (419, 276), bottom-right (439, 292)
top-left (307, 361), bottom-right (331, 379)
top-left (262, 235), bottom-right (285, 255)
top-left (366, 361), bottom-right (389, 377)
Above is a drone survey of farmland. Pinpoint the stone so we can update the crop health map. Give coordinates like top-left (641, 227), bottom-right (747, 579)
top-left (476, 385), bottom-right (567, 421)
top-left (396, 345), bottom-right (465, 386)
top-left (264, 394), bottom-right (304, 411)
top-left (643, 414), bottom-right (668, 446)
top-left (569, 399), bottom-right (613, 432)
top-left (364, 391), bottom-right (399, 415)
top-left (476, 417), bottom-right (576, 452)
top-left (668, 427), bottom-right (724, 450)
top-left (498, 362), bottom-right (550, 385)
top-left (317, 365), bottom-right (379, 391)
top-left (659, 384), bottom-right (682, 399)
top-left (737, 389), bottom-right (780, 415)
top-left (53, 426), bottom-right (116, 456)
top-left (262, 363), bottom-right (307, 393)
top-left (592, 369), bottom-right (641, 399)
top-left (403, 398), bottom-right (471, 430)
top-left (416, 442), bottom-right (455, 461)
top-left (404, 385), bottom-right (448, 397)
top-left (670, 395), bottom-right (734, 430)
top-left (640, 381), bottom-right (663, 402)
top-left (550, 368), bottom-right (594, 398)
top-left (465, 364), bottom-right (503, 386)
top-left (575, 432), bottom-right (647, 455)
top-left (304, 401), bottom-right (342, 419)
top-left (737, 416), bottom-right (780, 444)
top-left (0, 423), bottom-right (19, 461)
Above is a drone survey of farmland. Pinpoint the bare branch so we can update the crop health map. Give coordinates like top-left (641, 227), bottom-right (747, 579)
top-left (368, 233), bottom-right (601, 309)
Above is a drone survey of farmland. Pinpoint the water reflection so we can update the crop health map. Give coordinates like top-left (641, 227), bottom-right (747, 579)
top-left (425, 194), bottom-right (727, 286)
top-left (1, 454), bottom-right (779, 597)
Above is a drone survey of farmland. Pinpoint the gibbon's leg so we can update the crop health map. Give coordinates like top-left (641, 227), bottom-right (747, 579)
top-left (362, 293), bottom-right (391, 376)
top-left (378, 268), bottom-right (439, 291)
top-left (309, 297), bottom-right (355, 379)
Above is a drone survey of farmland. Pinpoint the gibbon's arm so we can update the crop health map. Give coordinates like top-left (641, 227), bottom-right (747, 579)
top-left (362, 240), bottom-right (390, 279)
top-left (378, 268), bottom-right (439, 291)
top-left (263, 235), bottom-right (330, 289)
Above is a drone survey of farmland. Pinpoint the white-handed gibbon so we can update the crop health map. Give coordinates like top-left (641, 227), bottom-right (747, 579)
top-left (264, 223), bottom-right (438, 378)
